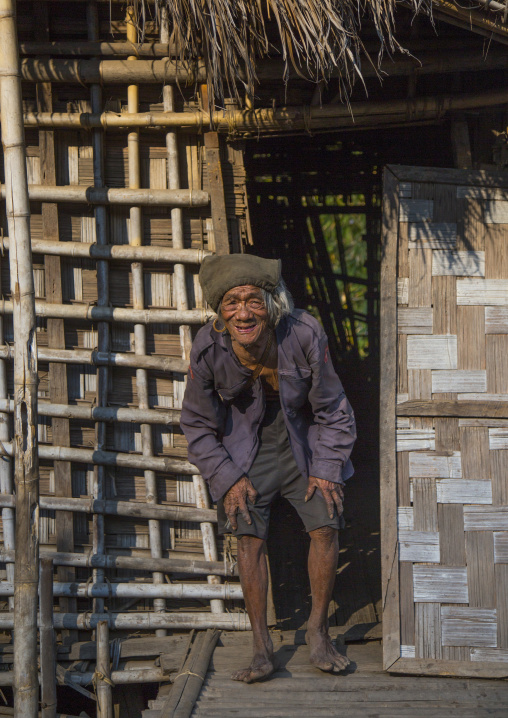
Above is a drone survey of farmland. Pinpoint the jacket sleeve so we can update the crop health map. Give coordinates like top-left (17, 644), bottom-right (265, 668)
top-left (306, 328), bottom-right (356, 484)
top-left (180, 350), bottom-right (246, 501)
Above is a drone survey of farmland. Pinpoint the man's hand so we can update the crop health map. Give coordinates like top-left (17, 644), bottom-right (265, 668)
top-left (305, 477), bottom-right (344, 520)
top-left (223, 476), bottom-right (258, 531)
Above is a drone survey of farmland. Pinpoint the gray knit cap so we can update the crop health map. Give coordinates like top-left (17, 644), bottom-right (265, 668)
top-left (199, 254), bottom-right (282, 312)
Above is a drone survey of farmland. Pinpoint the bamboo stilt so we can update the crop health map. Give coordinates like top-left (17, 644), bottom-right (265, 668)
top-left (0, 580), bottom-right (243, 600)
top-left (0, 493), bottom-right (217, 524)
top-left (0, 1), bottom-right (40, 715)
top-left (127, 5), bottom-right (166, 634)
top-left (96, 620), bottom-right (113, 718)
top-left (0, 344), bottom-right (189, 374)
top-left (0, 299), bottom-right (213, 325)
top-left (1, 237), bottom-right (211, 264)
top-left (0, 184), bottom-right (209, 206)
top-left (40, 558), bottom-right (57, 718)
top-left (0, 549), bottom-right (238, 577)
top-left (1, 550), bottom-right (236, 578)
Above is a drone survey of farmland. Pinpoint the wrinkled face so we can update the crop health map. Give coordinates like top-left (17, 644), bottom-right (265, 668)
top-left (220, 285), bottom-right (269, 347)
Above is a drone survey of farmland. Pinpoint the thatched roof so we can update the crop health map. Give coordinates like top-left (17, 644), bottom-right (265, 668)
top-left (146, 0), bottom-right (433, 111)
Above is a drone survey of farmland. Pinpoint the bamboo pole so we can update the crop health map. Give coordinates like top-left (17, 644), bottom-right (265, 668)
top-left (126, 5), bottom-right (166, 634)
top-left (0, 1), bottom-right (40, 715)
top-left (1, 237), bottom-right (211, 264)
top-left (0, 580), bottom-right (243, 600)
top-left (0, 440), bottom-right (198, 473)
top-left (39, 558), bottom-right (57, 718)
top-left (0, 611), bottom-right (250, 631)
top-left (0, 184), bottom-right (209, 206)
top-left (0, 493), bottom-right (217, 523)
top-left (0, 398), bottom-right (182, 425)
top-left (96, 621), bottom-right (113, 718)
top-left (17, 87), bottom-right (508, 131)
top-left (20, 41), bottom-right (176, 57)
top-left (0, 299), bottom-right (213, 325)
top-left (0, 344), bottom-right (189, 374)
top-left (0, 549), bottom-right (238, 576)
top-left (87, 0), bottom-right (108, 617)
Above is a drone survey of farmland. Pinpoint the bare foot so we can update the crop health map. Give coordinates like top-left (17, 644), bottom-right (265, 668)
top-left (231, 651), bottom-right (276, 683)
top-left (306, 628), bottom-right (350, 673)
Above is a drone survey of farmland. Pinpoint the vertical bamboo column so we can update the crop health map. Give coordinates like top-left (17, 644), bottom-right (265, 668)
top-left (126, 4), bottom-right (166, 632)
top-left (96, 620), bottom-right (113, 718)
top-left (87, 0), bottom-right (108, 613)
top-left (0, 1), bottom-right (40, 715)
top-left (0, 272), bottom-right (14, 610)
top-left (161, 10), bottom-right (224, 614)
top-left (40, 558), bottom-right (57, 718)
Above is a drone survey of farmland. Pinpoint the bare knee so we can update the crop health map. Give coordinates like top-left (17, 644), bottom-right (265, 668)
top-left (309, 525), bottom-right (338, 549)
top-left (237, 535), bottom-right (265, 560)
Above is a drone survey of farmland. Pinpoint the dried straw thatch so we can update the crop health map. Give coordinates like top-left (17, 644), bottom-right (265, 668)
top-left (131, 0), bottom-right (433, 111)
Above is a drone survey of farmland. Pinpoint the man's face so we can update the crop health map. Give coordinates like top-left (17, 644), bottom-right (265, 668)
top-left (221, 285), bottom-right (269, 347)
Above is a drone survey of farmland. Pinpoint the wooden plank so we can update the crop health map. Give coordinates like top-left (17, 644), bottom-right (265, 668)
top-left (398, 222), bottom-right (409, 278)
top-left (457, 278), bottom-right (508, 305)
top-left (438, 504), bottom-right (466, 566)
top-left (464, 506), bottom-right (508, 531)
top-left (436, 479), bottom-right (492, 504)
top-left (441, 607), bottom-right (497, 647)
top-left (399, 199), bottom-right (433, 222)
top-left (432, 370), bottom-right (486, 394)
top-left (408, 249), bottom-right (432, 307)
top-left (491, 450), bottom-right (508, 506)
top-left (407, 336), bottom-right (457, 370)
top-left (465, 532), bottom-right (496, 608)
top-left (460, 427), bottom-right (490, 478)
top-left (380, 167), bottom-right (400, 670)
top-left (415, 603), bottom-right (442, 659)
top-left (432, 276), bottom-right (456, 336)
top-left (398, 531), bottom-right (440, 562)
top-left (413, 566), bottom-right (468, 602)
top-left (409, 451), bottom-right (462, 478)
top-left (398, 400), bottom-right (508, 418)
top-left (408, 223), bottom-right (456, 249)
top-left (397, 308), bottom-right (433, 334)
top-left (397, 335), bottom-right (408, 395)
top-left (495, 564), bottom-right (508, 649)
top-left (388, 164), bottom-right (508, 189)
top-left (397, 451), bottom-right (410, 506)
top-left (485, 307), bottom-right (508, 333)
top-left (487, 336), bottom-right (508, 393)
top-left (412, 478), bottom-right (438, 531)
top-left (388, 656), bottom-right (508, 678)
top-left (204, 132), bottom-right (230, 256)
top-left (493, 532), bottom-right (508, 563)
top-left (484, 200), bottom-right (508, 223)
top-left (457, 306), bottom-right (485, 370)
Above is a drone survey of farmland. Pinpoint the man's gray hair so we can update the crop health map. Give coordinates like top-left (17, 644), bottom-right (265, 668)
top-left (217, 278), bottom-right (294, 328)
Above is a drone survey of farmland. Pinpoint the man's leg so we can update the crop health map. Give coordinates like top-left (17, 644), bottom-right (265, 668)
top-left (306, 526), bottom-right (350, 672)
top-left (232, 535), bottom-right (275, 683)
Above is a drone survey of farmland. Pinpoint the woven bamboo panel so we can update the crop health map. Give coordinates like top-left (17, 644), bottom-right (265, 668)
top-left (395, 175), bottom-right (508, 668)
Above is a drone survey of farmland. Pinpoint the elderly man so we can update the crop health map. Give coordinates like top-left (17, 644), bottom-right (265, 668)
top-left (181, 254), bottom-right (356, 683)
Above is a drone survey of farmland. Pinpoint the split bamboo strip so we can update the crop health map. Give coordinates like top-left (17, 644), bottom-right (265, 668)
top-left (0, 299), bottom-right (214, 324)
top-left (0, 493), bottom-right (217, 523)
top-left (0, 581), bottom-right (243, 600)
top-left (127, 5), bottom-right (166, 633)
top-left (0, 611), bottom-right (250, 631)
top-left (0, 398), bottom-right (181, 425)
top-left (0, 441), bottom-right (198, 473)
top-left (39, 558), bottom-right (56, 718)
top-left (2, 237), bottom-right (211, 264)
top-left (0, 344), bottom-right (189, 374)
top-left (0, 184), bottom-right (209, 206)
top-left (0, 0), bottom-right (40, 714)
top-left (0, 549), bottom-right (238, 577)
top-left (96, 620), bottom-right (113, 718)
top-left (87, 0), bottom-right (108, 616)
top-left (18, 88), bottom-right (508, 131)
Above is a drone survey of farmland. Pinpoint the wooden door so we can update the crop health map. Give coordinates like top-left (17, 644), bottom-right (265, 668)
top-left (381, 165), bottom-right (508, 678)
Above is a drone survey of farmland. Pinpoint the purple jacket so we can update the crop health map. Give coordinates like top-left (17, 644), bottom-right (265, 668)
top-left (180, 309), bottom-right (356, 501)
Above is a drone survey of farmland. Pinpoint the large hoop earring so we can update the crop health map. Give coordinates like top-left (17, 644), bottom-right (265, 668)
top-left (213, 317), bottom-right (227, 333)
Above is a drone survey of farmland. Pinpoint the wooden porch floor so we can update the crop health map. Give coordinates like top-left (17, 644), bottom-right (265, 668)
top-left (144, 630), bottom-right (508, 717)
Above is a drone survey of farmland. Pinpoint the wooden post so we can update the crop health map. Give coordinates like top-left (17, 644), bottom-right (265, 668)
top-left (96, 620), bottom-right (113, 718)
top-left (40, 558), bottom-right (57, 718)
top-left (0, 0), bottom-right (40, 715)
top-left (202, 129), bottom-right (230, 256)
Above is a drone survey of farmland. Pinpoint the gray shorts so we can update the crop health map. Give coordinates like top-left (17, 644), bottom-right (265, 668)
top-left (217, 400), bottom-right (343, 540)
